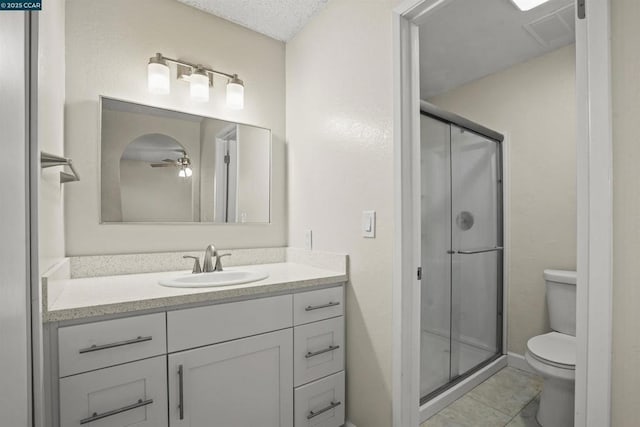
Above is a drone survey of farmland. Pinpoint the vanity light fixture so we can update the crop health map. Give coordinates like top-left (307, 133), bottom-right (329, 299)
top-left (510, 0), bottom-right (552, 11)
top-left (147, 53), bottom-right (245, 108)
top-left (190, 67), bottom-right (210, 103)
top-left (147, 54), bottom-right (170, 95)
top-left (226, 75), bottom-right (244, 110)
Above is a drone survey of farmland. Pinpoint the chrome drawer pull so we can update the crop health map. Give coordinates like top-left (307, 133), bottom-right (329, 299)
top-left (78, 336), bottom-right (153, 354)
top-left (307, 401), bottom-right (342, 419)
top-left (80, 398), bottom-right (153, 424)
top-left (305, 301), bottom-right (340, 311)
top-left (305, 345), bottom-right (340, 359)
top-left (457, 247), bottom-right (503, 255)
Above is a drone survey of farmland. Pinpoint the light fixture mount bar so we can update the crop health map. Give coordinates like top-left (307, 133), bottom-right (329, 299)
top-left (176, 64), bottom-right (214, 86)
top-left (155, 53), bottom-right (236, 80)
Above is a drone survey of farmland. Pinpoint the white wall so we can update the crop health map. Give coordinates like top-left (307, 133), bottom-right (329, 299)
top-left (286, 1), bottom-right (396, 426)
top-left (429, 45), bottom-right (577, 355)
top-left (38, 0), bottom-right (66, 273)
top-left (65, 0), bottom-right (285, 255)
top-left (611, 0), bottom-right (640, 424)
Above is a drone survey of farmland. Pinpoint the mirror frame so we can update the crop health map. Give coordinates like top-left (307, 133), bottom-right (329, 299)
top-left (97, 95), bottom-right (273, 225)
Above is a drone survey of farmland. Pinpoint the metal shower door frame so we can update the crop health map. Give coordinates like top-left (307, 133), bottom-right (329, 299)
top-left (419, 105), bottom-right (504, 405)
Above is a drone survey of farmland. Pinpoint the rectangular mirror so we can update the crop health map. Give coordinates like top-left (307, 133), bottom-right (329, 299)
top-left (100, 97), bottom-right (271, 224)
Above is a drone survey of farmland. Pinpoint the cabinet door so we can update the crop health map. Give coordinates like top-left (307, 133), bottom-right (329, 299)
top-left (59, 356), bottom-right (167, 427)
top-left (169, 329), bottom-right (293, 427)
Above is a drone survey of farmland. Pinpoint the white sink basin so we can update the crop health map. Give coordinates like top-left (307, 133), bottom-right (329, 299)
top-left (159, 270), bottom-right (269, 288)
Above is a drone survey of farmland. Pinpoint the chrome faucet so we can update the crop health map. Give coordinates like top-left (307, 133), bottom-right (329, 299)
top-left (202, 244), bottom-right (217, 272)
top-left (202, 244), bottom-right (231, 272)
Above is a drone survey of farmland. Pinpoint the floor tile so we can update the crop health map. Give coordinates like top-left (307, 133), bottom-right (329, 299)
top-left (467, 367), bottom-right (543, 417)
top-left (433, 396), bottom-right (512, 427)
top-left (421, 413), bottom-right (467, 427)
top-left (506, 396), bottom-right (542, 427)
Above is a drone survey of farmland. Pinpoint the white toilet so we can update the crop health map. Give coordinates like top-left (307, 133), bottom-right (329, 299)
top-left (525, 269), bottom-right (576, 427)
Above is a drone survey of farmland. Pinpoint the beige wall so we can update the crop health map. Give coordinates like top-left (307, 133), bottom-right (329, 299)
top-left (612, 0), bottom-right (640, 424)
top-left (119, 159), bottom-right (194, 222)
top-left (65, 0), bottom-right (285, 255)
top-left (237, 125), bottom-right (271, 222)
top-left (101, 109), bottom-right (202, 222)
top-left (286, 1), bottom-right (396, 426)
top-left (38, 0), bottom-right (66, 273)
top-left (430, 45), bottom-right (577, 355)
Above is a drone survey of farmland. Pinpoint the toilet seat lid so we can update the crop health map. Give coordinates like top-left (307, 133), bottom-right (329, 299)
top-left (527, 332), bottom-right (576, 369)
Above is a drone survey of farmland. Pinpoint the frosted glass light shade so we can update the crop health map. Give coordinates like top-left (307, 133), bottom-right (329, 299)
top-left (148, 62), bottom-right (170, 95)
top-left (510, 0), bottom-right (551, 11)
top-left (178, 168), bottom-right (186, 178)
top-left (226, 77), bottom-right (244, 110)
top-left (190, 70), bottom-right (210, 102)
top-left (185, 167), bottom-right (193, 177)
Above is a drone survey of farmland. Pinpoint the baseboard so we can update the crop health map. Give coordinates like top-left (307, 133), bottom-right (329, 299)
top-left (507, 352), bottom-right (535, 374)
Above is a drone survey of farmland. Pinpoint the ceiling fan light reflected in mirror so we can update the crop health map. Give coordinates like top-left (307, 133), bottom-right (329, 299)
top-left (179, 165), bottom-right (193, 178)
top-left (510, 0), bottom-right (552, 11)
top-left (148, 151), bottom-right (192, 178)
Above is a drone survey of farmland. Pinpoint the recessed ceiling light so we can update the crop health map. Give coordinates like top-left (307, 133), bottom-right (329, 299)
top-left (510, 0), bottom-right (552, 11)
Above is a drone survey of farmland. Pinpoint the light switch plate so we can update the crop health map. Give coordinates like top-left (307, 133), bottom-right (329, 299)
top-left (362, 210), bottom-right (376, 238)
top-left (304, 229), bottom-right (313, 250)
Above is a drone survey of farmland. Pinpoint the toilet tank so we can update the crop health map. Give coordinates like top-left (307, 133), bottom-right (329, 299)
top-left (544, 269), bottom-right (577, 336)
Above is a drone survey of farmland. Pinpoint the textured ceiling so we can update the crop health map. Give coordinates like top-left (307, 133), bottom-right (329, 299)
top-left (177, 0), bottom-right (329, 42)
top-left (419, 0), bottom-right (575, 99)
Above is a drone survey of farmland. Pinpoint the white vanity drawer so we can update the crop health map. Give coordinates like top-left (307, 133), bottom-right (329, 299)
top-left (167, 294), bottom-right (293, 352)
top-left (294, 316), bottom-right (344, 386)
top-left (59, 355), bottom-right (168, 427)
top-left (58, 312), bottom-right (166, 377)
top-left (294, 371), bottom-right (345, 427)
top-left (293, 286), bottom-right (343, 326)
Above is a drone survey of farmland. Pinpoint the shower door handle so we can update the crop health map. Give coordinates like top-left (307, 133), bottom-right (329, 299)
top-left (457, 247), bottom-right (503, 255)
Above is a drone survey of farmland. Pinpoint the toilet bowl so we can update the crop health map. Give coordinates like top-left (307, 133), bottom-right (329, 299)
top-left (525, 269), bottom-right (576, 427)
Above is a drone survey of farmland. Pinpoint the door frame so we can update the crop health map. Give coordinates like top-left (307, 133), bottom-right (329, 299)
top-left (0, 10), bottom-right (34, 427)
top-left (392, 0), bottom-right (613, 426)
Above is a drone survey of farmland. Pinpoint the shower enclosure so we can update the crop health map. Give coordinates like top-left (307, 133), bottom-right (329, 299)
top-left (419, 102), bottom-right (504, 403)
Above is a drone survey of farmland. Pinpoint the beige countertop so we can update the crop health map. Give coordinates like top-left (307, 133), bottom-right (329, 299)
top-left (44, 262), bottom-right (347, 322)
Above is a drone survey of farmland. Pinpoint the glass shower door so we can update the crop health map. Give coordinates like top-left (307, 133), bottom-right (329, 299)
top-left (419, 113), bottom-right (503, 402)
top-left (449, 125), bottom-right (502, 380)
top-left (419, 115), bottom-right (453, 397)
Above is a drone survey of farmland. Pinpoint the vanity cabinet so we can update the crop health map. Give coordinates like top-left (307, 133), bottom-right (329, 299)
top-left (168, 329), bottom-right (293, 426)
top-left (52, 284), bottom-right (345, 427)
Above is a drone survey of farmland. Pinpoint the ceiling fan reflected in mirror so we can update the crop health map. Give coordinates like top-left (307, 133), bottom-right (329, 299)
top-left (150, 151), bottom-right (193, 178)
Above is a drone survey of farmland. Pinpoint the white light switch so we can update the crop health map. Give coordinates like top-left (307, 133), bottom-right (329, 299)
top-left (362, 211), bottom-right (376, 238)
top-left (304, 229), bottom-right (313, 250)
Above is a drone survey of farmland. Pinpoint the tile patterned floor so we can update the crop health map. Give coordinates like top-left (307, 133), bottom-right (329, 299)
top-left (421, 367), bottom-right (543, 427)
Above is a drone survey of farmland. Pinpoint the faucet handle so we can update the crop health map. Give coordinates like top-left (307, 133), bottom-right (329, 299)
top-left (183, 256), bottom-right (202, 274)
top-left (214, 253), bottom-right (232, 272)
